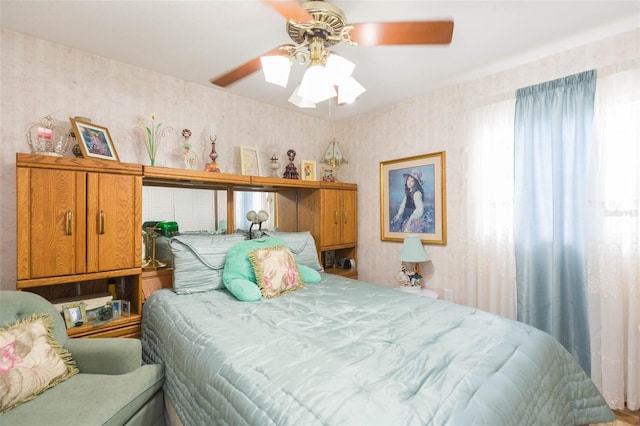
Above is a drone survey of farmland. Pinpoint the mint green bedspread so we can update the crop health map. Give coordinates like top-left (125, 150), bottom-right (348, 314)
top-left (141, 274), bottom-right (613, 425)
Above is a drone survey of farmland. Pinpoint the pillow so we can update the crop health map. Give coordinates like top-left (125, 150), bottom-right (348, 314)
top-left (298, 264), bottom-right (321, 283)
top-left (222, 236), bottom-right (287, 286)
top-left (263, 231), bottom-right (322, 271)
top-left (0, 314), bottom-right (78, 414)
top-left (248, 245), bottom-right (305, 298)
top-left (169, 233), bottom-right (245, 294)
top-left (224, 278), bottom-right (262, 302)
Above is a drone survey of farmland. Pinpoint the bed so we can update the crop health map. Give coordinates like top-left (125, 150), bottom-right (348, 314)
top-left (141, 270), bottom-right (614, 425)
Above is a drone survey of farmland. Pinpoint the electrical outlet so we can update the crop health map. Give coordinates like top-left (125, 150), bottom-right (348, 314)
top-left (444, 288), bottom-right (454, 302)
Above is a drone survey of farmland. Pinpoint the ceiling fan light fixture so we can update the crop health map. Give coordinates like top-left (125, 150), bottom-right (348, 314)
top-left (325, 54), bottom-right (355, 85)
top-left (261, 55), bottom-right (291, 87)
top-left (298, 64), bottom-right (337, 103)
top-left (288, 85), bottom-right (316, 108)
top-left (338, 77), bottom-right (366, 104)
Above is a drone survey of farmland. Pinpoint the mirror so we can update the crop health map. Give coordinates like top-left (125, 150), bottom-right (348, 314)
top-left (142, 186), bottom-right (226, 233)
top-left (142, 187), bottom-right (276, 233)
top-left (233, 191), bottom-right (276, 231)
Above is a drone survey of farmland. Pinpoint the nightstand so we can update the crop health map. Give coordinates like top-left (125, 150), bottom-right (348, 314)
top-left (396, 286), bottom-right (438, 299)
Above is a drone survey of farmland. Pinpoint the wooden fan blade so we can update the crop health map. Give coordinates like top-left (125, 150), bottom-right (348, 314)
top-left (263, 0), bottom-right (313, 23)
top-left (350, 21), bottom-right (454, 46)
top-left (210, 46), bottom-right (292, 87)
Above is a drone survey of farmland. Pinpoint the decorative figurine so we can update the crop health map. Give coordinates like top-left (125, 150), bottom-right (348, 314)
top-left (282, 149), bottom-right (300, 179)
top-left (135, 114), bottom-right (174, 166)
top-left (204, 135), bottom-right (220, 172)
top-left (396, 265), bottom-right (411, 286)
top-left (181, 128), bottom-right (197, 169)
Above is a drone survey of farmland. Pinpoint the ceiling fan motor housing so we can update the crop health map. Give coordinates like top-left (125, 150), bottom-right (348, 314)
top-left (286, 1), bottom-right (347, 47)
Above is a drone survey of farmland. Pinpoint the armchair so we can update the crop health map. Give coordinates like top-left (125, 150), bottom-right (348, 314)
top-left (0, 290), bottom-right (164, 425)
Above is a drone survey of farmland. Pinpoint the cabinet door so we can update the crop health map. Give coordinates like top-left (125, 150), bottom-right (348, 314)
top-left (17, 168), bottom-right (87, 279)
top-left (341, 189), bottom-right (358, 245)
top-left (320, 189), bottom-right (341, 247)
top-left (86, 173), bottom-right (142, 272)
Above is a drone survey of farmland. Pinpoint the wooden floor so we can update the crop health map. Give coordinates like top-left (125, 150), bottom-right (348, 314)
top-left (592, 409), bottom-right (640, 426)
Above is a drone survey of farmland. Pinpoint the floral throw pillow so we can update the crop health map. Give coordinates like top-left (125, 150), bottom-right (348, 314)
top-left (0, 314), bottom-right (78, 414)
top-left (248, 245), bottom-right (305, 298)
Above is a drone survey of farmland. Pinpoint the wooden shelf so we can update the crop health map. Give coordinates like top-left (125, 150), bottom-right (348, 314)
top-left (67, 314), bottom-right (141, 338)
top-left (17, 268), bottom-right (142, 289)
top-left (16, 153), bottom-right (142, 175)
top-left (324, 267), bottom-right (357, 279)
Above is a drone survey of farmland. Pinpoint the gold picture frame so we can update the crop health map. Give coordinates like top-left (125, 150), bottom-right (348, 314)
top-left (69, 118), bottom-right (119, 161)
top-left (380, 151), bottom-right (447, 244)
top-left (300, 160), bottom-right (317, 181)
top-left (240, 145), bottom-right (261, 176)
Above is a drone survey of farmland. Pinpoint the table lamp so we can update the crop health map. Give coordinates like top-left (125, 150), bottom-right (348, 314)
top-left (399, 235), bottom-right (429, 287)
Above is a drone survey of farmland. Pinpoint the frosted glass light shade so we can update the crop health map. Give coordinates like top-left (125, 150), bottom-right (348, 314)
top-left (261, 55), bottom-right (291, 87)
top-left (325, 54), bottom-right (355, 85)
top-left (298, 65), bottom-right (337, 103)
top-left (338, 77), bottom-right (366, 104)
top-left (288, 85), bottom-right (316, 108)
top-left (399, 235), bottom-right (429, 262)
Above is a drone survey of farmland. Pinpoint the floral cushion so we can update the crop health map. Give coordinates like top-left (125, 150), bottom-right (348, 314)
top-left (248, 245), bottom-right (305, 298)
top-left (0, 314), bottom-right (78, 414)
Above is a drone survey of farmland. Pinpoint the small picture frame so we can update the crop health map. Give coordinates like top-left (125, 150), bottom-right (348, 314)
top-left (69, 118), bottom-right (119, 161)
top-left (121, 300), bottom-right (131, 317)
top-left (240, 145), bottom-right (261, 176)
top-left (324, 250), bottom-right (335, 268)
top-left (110, 300), bottom-right (121, 319)
top-left (300, 160), bottom-right (317, 181)
top-left (62, 302), bottom-right (87, 328)
top-left (322, 166), bottom-right (336, 182)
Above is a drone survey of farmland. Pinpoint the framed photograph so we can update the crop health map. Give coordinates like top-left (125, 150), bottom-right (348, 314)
top-left (110, 300), bottom-right (121, 319)
top-left (324, 250), bottom-right (335, 268)
top-left (121, 300), bottom-right (131, 317)
top-left (240, 145), bottom-right (261, 176)
top-left (300, 160), bottom-right (317, 181)
top-left (69, 118), bottom-right (119, 161)
top-left (62, 302), bottom-right (87, 328)
top-left (321, 166), bottom-right (336, 182)
top-left (380, 151), bottom-right (447, 244)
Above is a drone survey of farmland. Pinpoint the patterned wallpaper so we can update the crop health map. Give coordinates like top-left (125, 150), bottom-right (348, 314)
top-left (2, 28), bottom-right (638, 308)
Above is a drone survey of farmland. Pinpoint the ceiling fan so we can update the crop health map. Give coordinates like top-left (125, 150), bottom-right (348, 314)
top-left (210, 0), bottom-right (454, 107)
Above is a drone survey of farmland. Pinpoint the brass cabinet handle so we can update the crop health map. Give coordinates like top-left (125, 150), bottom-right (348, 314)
top-left (334, 211), bottom-right (338, 224)
top-left (66, 211), bottom-right (73, 236)
top-left (100, 211), bottom-right (105, 234)
top-left (344, 211), bottom-right (348, 224)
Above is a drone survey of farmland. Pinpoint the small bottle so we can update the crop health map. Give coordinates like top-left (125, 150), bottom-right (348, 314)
top-left (107, 279), bottom-right (117, 300)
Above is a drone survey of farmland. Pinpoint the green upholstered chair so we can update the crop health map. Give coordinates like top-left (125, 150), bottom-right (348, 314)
top-left (0, 290), bottom-right (165, 425)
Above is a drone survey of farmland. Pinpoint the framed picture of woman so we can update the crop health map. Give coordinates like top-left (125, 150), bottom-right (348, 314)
top-left (70, 118), bottom-right (119, 161)
top-left (380, 151), bottom-right (447, 244)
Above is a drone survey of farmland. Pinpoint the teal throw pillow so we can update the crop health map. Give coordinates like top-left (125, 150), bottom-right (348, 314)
top-left (223, 236), bottom-right (287, 286)
top-left (298, 264), bottom-right (321, 283)
top-left (225, 278), bottom-right (262, 302)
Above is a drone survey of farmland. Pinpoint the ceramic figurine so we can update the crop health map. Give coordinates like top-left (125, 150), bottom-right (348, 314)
top-left (283, 149), bottom-right (300, 179)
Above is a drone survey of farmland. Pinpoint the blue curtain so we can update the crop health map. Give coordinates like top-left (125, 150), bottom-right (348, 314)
top-left (514, 70), bottom-right (596, 374)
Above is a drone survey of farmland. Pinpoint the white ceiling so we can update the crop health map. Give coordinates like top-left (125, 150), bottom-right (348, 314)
top-left (1, 1), bottom-right (638, 121)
